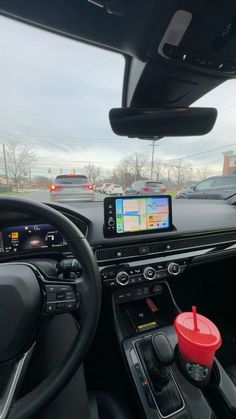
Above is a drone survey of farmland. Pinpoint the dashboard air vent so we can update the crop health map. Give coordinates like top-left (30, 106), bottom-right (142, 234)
top-left (95, 230), bottom-right (236, 262)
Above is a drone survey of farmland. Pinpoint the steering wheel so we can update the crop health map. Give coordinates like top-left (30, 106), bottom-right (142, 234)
top-left (0, 197), bottom-right (101, 419)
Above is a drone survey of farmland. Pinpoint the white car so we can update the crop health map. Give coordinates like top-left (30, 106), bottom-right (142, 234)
top-left (107, 184), bottom-right (123, 196)
top-left (101, 183), bottom-right (111, 194)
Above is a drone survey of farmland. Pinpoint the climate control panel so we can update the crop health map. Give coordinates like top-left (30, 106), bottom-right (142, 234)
top-left (100, 259), bottom-right (188, 288)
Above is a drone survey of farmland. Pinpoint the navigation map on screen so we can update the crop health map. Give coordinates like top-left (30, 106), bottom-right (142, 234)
top-left (115, 197), bottom-right (170, 234)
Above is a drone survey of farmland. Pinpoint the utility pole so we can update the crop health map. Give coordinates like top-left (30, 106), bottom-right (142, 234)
top-left (2, 144), bottom-right (8, 185)
top-left (149, 140), bottom-right (158, 180)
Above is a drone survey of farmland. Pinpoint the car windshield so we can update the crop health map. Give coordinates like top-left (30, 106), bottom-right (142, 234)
top-left (55, 176), bottom-right (88, 185)
top-left (146, 182), bottom-right (162, 187)
top-left (1, 16), bottom-right (236, 205)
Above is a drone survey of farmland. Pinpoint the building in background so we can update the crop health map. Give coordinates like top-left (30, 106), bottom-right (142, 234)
top-left (223, 151), bottom-right (236, 174)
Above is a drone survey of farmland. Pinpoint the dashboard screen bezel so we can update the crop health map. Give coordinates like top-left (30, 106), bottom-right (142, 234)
top-left (104, 195), bottom-right (173, 238)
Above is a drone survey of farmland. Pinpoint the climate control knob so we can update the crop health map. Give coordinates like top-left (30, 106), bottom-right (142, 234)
top-left (116, 271), bottom-right (129, 286)
top-left (143, 267), bottom-right (156, 280)
top-left (167, 262), bottom-right (181, 276)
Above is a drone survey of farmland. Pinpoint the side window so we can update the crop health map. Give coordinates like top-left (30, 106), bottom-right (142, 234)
top-left (212, 177), bottom-right (236, 187)
top-left (197, 178), bottom-right (215, 190)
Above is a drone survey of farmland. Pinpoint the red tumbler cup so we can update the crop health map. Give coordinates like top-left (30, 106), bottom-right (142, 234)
top-left (174, 306), bottom-right (221, 387)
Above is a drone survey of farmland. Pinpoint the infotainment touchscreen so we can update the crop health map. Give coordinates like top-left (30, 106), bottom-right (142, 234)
top-left (104, 195), bottom-right (172, 237)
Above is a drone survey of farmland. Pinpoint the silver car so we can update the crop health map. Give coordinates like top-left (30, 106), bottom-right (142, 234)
top-left (125, 180), bottom-right (167, 196)
top-left (49, 175), bottom-right (94, 202)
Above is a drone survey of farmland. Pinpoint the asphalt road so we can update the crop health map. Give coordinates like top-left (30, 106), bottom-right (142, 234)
top-left (16, 189), bottom-right (106, 203)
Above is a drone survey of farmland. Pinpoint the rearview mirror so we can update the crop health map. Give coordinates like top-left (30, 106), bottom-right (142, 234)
top-left (190, 185), bottom-right (196, 190)
top-left (109, 107), bottom-right (217, 138)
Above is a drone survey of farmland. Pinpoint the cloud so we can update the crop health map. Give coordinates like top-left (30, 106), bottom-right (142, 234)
top-left (0, 15), bottom-right (236, 176)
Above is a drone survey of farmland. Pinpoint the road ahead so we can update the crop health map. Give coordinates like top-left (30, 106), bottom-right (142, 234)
top-left (8, 189), bottom-right (106, 203)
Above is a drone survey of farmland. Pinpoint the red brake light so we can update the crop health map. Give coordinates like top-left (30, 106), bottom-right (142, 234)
top-left (143, 186), bottom-right (151, 191)
top-left (83, 184), bottom-right (93, 190)
top-left (50, 184), bottom-right (62, 191)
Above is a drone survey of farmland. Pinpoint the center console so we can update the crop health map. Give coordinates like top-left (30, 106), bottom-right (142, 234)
top-left (111, 277), bottom-right (236, 419)
top-left (100, 196), bottom-right (236, 418)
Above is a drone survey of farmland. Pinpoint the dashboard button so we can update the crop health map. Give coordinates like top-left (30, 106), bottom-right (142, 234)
top-left (143, 267), bottom-right (156, 280)
top-left (103, 280), bottom-right (116, 287)
top-left (156, 270), bottom-right (168, 279)
top-left (108, 219), bottom-right (115, 227)
top-left (152, 284), bottom-right (163, 295)
top-left (139, 246), bottom-right (149, 255)
top-left (167, 262), bottom-right (181, 276)
top-left (116, 271), bottom-right (129, 286)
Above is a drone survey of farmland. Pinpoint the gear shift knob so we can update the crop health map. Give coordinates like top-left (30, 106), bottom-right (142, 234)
top-left (152, 333), bottom-right (175, 367)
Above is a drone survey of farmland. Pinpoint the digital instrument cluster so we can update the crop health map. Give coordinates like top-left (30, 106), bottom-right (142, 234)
top-left (0, 224), bottom-right (66, 254)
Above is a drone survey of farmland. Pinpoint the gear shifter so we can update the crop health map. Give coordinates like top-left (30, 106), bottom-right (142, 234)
top-left (152, 333), bottom-right (175, 389)
top-left (136, 334), bottom-right (183, 417)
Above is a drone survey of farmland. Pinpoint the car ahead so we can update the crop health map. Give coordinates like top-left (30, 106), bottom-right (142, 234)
top-left (49, 174), bottom-right (94, 202)
top-left (107, 183), bottom-right (123, 196)
top-left (176, 175), bottom-right (236, 200)
top-left (101, 183), bottom-right (111, 194)
top-left (95, 184), bottom-right (102, 193)
top-left (125, 180), bottom-right (166, 196)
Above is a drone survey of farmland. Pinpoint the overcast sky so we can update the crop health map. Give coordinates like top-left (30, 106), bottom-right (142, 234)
top-left (0, 15), bottom-right (236, 176)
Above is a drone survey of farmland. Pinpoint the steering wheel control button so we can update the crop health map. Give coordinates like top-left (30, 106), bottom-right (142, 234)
top-left (116, 271), bottom-right (129, 286)
top-left (46, 285), bottom-right (58, 293)
top-left (65, 301), bottom-right (76, 310)
top-left (167, 262), bottom-right (181, 276)
top-left (45, 283), bottom-right (78, 314)
top-left (56, 303), bottom-right (65, 310)
top-left (46, 303), bottom-right (56, 313)
top-left (56, 292), bottom-right (66, 300)
top-left (65, 291), bottom-right (75, 299)
top-left (46, 293), bottom-right (56, 302)
top-left (143, 267), bottom-right (156, 280)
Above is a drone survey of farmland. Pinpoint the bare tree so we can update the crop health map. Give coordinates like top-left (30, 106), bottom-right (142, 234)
top-left (170, 160), bottom-right (192, 189)
top-left (130, 153), bottom-right (149, 181)
top-left (84, 163), bottom-right (102, 184)
top-left (152, 159), bottom-right (164, 181)
top-left (195, 167), bottom-right (213, 181)
top-left (113, 156), bottom-right (133, 188)
top-left (4, 141), bottom-right (37, 188)
top-left (114, 153), bottom-right (149, 188)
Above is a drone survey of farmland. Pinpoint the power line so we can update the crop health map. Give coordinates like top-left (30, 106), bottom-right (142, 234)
top-left (166, 141), bottom-right (236, 162)
top-left (0, 134), bottom-right (125, 142)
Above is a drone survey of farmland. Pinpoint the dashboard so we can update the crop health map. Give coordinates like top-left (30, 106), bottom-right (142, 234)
top-left (0, 199), bottom-right (236, 275)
